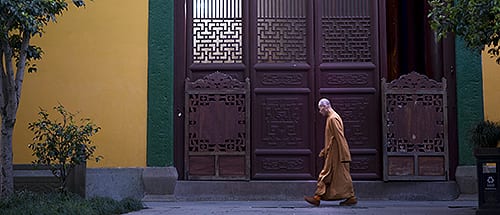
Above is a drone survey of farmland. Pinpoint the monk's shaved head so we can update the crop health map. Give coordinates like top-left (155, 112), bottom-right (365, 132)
top-left (318, 98), bottom-right (331, 108)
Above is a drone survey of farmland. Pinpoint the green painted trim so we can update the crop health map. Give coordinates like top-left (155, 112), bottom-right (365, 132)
top-left (455, 37), bottom-right (484, 165)
top-left (147, 0), bottom-right (174, 166)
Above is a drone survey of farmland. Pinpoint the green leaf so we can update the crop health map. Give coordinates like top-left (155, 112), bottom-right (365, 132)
top-left (428, 0), bottom-right (500, 65)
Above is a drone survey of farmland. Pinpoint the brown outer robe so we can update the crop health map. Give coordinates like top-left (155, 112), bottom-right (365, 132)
top-left (315, 110), bottom-right (355, 200)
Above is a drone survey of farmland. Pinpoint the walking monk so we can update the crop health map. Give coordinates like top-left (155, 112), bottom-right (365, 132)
top-left (304, 98), bottom-right (357, 206)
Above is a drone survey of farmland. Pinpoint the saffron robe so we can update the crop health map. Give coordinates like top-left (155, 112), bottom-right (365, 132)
top-left (315, 110), bottom-right (355, 200)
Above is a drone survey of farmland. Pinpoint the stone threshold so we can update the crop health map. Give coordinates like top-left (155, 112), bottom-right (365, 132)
top-left (172, 180), bottom-right (460, 201)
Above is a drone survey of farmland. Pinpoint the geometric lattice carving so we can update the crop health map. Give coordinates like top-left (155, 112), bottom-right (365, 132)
top-left (185, 72), bottom-right (250, 180)
top-left (193, 19), bottom-right (243, 64)
top-left (262, 98), bottom-right (303, 146)
top-left (332, 97), bottom-right (369, 146)
top-left (382, 71), bottom-right (448, 181)
top-left (257, 18), bottom-right (307, 63)
top-left (187, 94), bottom-right (246, 153)
top-left (322, 17), bottom-right (372, 62)
top-left (385, 94), bottom-right (445, 153)
top-left (321, 0), bottom-right (371, 62)
top-left (192, 0), bottom-right (243, 63)
top-left (257, 0), bottom-right (307, 63)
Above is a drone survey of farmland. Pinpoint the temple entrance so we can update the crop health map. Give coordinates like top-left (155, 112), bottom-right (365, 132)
top-left (174, 0), bottom-right (457, 181)
top-left (175, 0), bottom-right (382, 180)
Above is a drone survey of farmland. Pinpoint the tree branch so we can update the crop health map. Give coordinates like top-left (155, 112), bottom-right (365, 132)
top-left (15, 32), bottom-right (31, 104)
top-left (1, 41), bottom-right (14, 99)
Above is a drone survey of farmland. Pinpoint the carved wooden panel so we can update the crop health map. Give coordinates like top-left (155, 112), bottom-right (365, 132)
top-left (350, 154), bottom-right (380, 179)
top-left (382, 71), bottom-right (448, 181)
top-left (327, 73), bottom-right (370, 87)
top-left (331, 97), bottom-right (370, 147)
top-left (388, 156), bottom-right (414, 176)
top-left (418, 157), bottom-right (445, 176)
top-left (252, 92), bottom-right (315, 179)
top-left (254, 71), bottom-right (308, 88)
top-left (185, 72), bottom-right (250, 180)
top-left (258, 97), bottom-right (308, 148)
top-left (253, 155), bottom-right (313, 179)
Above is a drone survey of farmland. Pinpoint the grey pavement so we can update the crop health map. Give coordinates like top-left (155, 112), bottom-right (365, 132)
top-left (125, 199), bottom-right (478, 215)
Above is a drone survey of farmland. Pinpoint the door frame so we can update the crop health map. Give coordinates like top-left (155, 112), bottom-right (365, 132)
top-left (174, 0), bottom-right (187, 179)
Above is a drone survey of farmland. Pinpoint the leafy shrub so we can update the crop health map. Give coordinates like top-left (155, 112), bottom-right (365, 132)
top-left (28, 104), bottom-right (103, 193)
top-left (469, 120), bottom-right (500, 148)
top-left (87, 197), bottom-right (145, 215)
top-left (0, 191), bottom-right (144, 215)
top-left (428, 0), bottom-right (500, 64)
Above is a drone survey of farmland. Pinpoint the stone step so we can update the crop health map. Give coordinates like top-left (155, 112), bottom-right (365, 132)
top-left (173, 180), bottom-right (460, 201)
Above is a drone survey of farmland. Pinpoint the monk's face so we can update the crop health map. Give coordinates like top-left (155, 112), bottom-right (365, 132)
top-left (318, 105), bottom-right (328, 116)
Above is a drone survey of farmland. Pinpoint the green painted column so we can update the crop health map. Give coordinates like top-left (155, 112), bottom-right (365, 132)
top-left (147, 0), bottom-right (174, 166)
top-left (455, 37), bottom-right (484, 165)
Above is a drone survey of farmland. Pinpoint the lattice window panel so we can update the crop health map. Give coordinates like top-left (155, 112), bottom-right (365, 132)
top-left (192, 0), bottom-right (243, 64)
top-left (185, 72), bottom-right (250, 180)
top-left (322, 0), bottom-right (372, 62)
top-left (257, 0), bottom-right (307, 63)
top-left (382, 72), bottom-right (449, 181)
top-left (187, 93), bottom-right (247, 153)
top-left (385, 94), bottom-right (445, 153)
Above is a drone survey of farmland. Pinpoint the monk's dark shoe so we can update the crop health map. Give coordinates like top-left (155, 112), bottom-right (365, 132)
top-left (304, 196), bottom-right (320, 207)
top-left (339, 196), bottom-right (357, 206)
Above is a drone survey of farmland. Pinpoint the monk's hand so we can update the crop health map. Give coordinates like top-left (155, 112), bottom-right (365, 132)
top-left (319, 149), bottom-right (325, 158)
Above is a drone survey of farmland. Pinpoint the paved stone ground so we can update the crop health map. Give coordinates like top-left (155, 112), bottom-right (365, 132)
top-left (125, 200), bottom-right (478, 215)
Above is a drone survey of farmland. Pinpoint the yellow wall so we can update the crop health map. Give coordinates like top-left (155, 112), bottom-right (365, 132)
top-left (482, 50), bottom-right (500, 123)
top-left (13, 0), bottom-right (148, 167)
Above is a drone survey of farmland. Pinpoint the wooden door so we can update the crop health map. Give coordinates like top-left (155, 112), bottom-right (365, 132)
top-left (251, 0), bottom-right (382, 180)
top-left (181, 0), bottom-right (250, 180)
top-left (314, 0), bottom-right (382, 180)
top-left (176, 0), bottom-right (383, 180)
top-left (249, 0), bottom-right (315, 179)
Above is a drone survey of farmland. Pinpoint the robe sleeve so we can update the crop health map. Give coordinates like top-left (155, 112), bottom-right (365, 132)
top-left (332, 117), bottom-right (352, 162)
top-left (320, 117), bottom-right (335, 157)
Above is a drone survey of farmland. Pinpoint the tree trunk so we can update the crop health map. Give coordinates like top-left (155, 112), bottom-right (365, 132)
top-left (0, 115), bottom-right (16, 197)
top-left (0, 32), bottom-right (25, 198)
